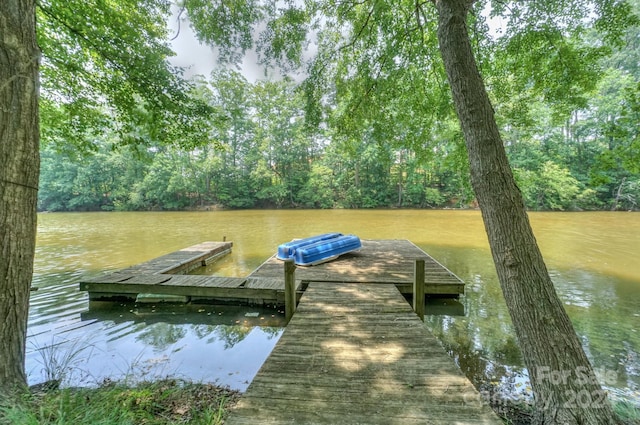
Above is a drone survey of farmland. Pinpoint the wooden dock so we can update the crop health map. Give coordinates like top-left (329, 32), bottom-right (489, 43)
top-left (79, 241), bottom-right (500, 422)
top-left (226, 282), bottom-right (501, 424)
top-left (249, 239), bottom-right (464, 296)
top-left (79, 240), bottom-right (464, 305)
top-left (118, 241), bottom-right (233, 274)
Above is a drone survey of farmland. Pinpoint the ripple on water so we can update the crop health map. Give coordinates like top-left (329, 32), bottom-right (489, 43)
top-left (27, 211), bottom-right (639, 402)
top-left (26, 270), bottom-right (285, 390)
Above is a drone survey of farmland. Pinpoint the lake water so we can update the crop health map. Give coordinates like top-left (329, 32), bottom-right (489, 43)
top-left (29, 210), bottom-right (639, 404)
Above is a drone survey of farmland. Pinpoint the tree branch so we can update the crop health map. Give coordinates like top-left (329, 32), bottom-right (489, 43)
top-left (170, 5), bottom-right (186, 41)
top-left (338, 0), bottom-right (376, 53)
top-left (36, 1), bottom-right (128, 76)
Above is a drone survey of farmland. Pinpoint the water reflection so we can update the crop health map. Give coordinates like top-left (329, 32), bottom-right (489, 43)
top-left (424, 245), bottom-right (640, 405)
top-left (27, 279), bottom-right (284, 390)
top-left (424, 298), bottom-right (465, 316)
top-left (29, 210), bottom-right (639, 405)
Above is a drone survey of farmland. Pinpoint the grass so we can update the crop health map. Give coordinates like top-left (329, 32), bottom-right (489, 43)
top-left (29, 336), bottom-right (96, 389)
top-left (614, 400), bottom-right (640, 424)
top-left (9, 337), bottom-right (240, 424)
top-left (1, 379), bottom-right (638, 425)
top-left (0, 379), bottom-right (239, 425)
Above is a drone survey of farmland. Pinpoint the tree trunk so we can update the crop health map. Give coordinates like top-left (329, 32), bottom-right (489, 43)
top-left (611, 177), bottom-right (626, 211)
top-left (433, 1), bottom-right (618, 424)
top-left (0, 0), bottom-right (40, 396)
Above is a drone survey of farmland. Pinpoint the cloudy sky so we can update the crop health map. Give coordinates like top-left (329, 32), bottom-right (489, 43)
top-left (167, 7), bottom-right (271, 82)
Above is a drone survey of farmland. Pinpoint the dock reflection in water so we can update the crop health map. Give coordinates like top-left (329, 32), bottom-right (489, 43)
top-left (28, 280), bottom-right (284, 390)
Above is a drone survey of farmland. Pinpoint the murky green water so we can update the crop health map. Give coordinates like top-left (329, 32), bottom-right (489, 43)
top-left (30, 210), bottom-right (639, 403)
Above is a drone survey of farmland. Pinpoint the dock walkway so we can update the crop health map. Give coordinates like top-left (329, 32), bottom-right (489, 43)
top-left (118, 241), bottom-right (233, 275)
top-left (226, 282), bottom-right (501, 424)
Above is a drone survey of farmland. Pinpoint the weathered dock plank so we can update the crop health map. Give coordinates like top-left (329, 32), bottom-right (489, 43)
top-left (121, 241), bottom-right (233, 275)
top-left (80, 241), bottom-right (235, 301)
top-left (226, 282), bottom-right (501, 425)
top-left (81, 274), bottom-right (248, 293)
top-left (248, 239), bottom-right (464, 297)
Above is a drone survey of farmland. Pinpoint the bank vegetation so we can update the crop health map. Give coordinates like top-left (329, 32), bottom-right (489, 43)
top-left (38, 4), bottom-right (640, 213)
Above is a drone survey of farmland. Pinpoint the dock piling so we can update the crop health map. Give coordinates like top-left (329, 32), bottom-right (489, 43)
top-left (413, 258), bottom-right (425, 321)
top-left (284, 259), bottom-right (296, 323)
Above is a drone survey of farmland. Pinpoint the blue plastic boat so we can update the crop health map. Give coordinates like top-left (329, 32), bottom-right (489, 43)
top-left (276, 232), bottom-right (343, 260)
top-left (276, 233), bottom-right (361, 266)
top-left (293, 234), bottom-right (361, 266)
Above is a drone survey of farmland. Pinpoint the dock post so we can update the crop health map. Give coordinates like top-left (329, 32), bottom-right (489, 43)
top-left (284, 259), bottom-right (296, 323)
top-left (413, 258), bottom-right (425, 321)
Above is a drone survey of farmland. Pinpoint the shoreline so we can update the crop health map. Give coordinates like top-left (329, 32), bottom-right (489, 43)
top-left (18, 378), bottom-right (638, 425)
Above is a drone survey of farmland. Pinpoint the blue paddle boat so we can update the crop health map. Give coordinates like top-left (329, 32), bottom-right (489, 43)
top-left (276, 233), bottom-right (361, 266)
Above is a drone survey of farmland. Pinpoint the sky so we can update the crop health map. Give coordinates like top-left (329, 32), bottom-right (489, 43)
top-left (166, 5), bottom-right (313, 83)
top-left (166, 6), bottom-right (277, 83)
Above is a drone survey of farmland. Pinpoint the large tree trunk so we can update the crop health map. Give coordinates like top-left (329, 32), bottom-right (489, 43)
top-left (433, 1), bottom-right (618, 424)
top-left (0, 0), bottom-right (40, 396)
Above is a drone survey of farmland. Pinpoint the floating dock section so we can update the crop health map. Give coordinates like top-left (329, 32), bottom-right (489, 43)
top-left (79, 240), bottom-right (464, 305)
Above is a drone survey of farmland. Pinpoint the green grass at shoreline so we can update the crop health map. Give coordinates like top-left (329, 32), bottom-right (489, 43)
top-left (2, 379), bottom-right (638, 425)
top-left (0, 379), bottom-right (239, 425)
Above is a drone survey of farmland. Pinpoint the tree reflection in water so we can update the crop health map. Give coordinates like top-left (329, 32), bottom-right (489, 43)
top-left (136, 323), bottom-right (188, 351)
top-left (424, 245), bottom-right (640, 406)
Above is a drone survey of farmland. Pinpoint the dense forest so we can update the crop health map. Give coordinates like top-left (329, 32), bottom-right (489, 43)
top-left (38, 5), bottom-right (640, 212)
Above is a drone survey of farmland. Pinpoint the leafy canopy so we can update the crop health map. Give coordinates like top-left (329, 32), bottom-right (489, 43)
top-left (38, 0), bottom-right (216, 151)
top-left (180, 0), bottom-right (636, 156)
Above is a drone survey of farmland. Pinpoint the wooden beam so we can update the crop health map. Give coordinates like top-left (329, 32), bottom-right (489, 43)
top-left (284, 259), bottom-right (296, 323)
top-left (413, 258), bottom-right (425, 321)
